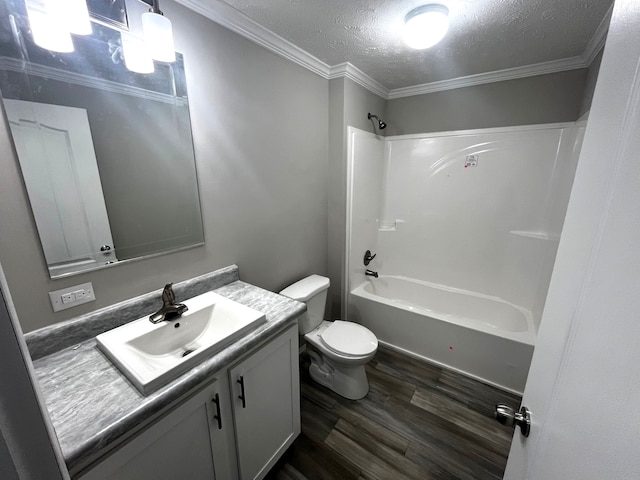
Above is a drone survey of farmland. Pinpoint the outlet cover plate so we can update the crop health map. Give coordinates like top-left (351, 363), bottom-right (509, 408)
top-left (49, 282), bottom-right (96, 312)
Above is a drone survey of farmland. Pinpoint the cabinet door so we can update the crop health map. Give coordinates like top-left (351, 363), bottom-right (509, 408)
top-left (80, 381), bottom-right (228, 480)
top-left (230, 324), bottom-right (300, 480)
top-left (209, 373), bottom-right (240, 480)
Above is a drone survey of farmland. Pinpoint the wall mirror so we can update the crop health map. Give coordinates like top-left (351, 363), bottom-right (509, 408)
top-left (0, 0), bottom-right (205, 278)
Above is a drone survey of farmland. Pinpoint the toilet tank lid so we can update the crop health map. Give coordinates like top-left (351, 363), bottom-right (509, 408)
top-left (279, 274), bottom-right (330, 302)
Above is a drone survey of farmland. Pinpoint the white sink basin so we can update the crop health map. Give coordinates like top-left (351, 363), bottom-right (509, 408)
top-left (96, 291), bottom-right (266, 395)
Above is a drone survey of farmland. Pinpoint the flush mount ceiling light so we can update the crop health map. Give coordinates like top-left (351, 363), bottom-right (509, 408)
top-left (403, 4), bottom-right (449, 50)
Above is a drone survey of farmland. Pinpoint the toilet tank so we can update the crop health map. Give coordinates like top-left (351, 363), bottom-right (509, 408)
top-left (279, 275), bottom-right (330, 335)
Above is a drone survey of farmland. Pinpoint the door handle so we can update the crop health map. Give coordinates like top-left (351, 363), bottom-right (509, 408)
top-left (237, 376), bottom-right (246, 408)
top-left (495, 404), bottom-right (531, 437)
top-left (211, 393), bottom-right (222, 430)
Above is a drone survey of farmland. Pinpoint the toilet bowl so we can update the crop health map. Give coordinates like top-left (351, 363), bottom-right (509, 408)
top-left (280, 275), bottom-right (378, 400)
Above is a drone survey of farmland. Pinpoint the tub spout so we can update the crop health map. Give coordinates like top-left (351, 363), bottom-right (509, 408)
top-left (365, 269), bottom-right (378, 278)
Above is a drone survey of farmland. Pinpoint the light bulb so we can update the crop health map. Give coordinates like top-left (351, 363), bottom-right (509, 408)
top-left (26, 0), bottom-right (74, 53)
top-left (404, 4), bottom-right (449, 50)
top-left (121, 32), bottom-right (155, 74)
top-left (64, 0), bottom-right (92, 36)
top-left (142, 11), bottom-right (176, 63)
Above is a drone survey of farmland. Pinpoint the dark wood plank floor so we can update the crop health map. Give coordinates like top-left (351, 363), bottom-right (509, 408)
top-left (266, 346), bottom-right (522, 480)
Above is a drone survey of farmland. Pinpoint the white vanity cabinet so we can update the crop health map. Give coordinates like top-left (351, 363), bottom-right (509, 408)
top-left (230, 323), bottom-right (301, 480)
top-left (80, 380), bottom-right (232, 480)
top-left (79, 323), bottom-right (299, 480)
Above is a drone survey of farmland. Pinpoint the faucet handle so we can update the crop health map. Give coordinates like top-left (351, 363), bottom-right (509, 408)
top-left (162, 283), bottom-right (176, 305)
top-left (364, 250), bottom-right (377, 266)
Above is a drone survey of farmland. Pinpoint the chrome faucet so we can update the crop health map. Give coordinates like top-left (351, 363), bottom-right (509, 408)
top-left (149, 283), bottom-right (188, 323)
top-left (365, 269), bottom-right (379, 278)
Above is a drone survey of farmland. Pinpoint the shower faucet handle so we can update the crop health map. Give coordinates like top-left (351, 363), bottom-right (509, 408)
top-left (363, 250), bottom-right (377, 266)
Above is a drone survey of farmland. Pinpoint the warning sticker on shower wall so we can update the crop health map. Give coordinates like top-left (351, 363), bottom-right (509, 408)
top-left (464, 154), bottom-right (478, 168)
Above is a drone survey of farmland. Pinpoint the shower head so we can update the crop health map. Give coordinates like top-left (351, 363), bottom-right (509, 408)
top-left (368, 113), bottom-right (386, 130)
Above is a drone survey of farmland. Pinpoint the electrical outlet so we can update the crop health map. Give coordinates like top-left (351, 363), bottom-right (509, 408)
top-left (49, 282), bottom-right (96, 312)
top-left (73, 289), bottom-right (87, 300)
top-left (61, 292), bottom-right (76, 304)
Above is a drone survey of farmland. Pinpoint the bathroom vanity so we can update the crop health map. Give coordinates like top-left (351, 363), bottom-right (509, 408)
top-left (82, 324), bottom-right (299, 480)
top-left (25, 265), bottom-right (304, 480)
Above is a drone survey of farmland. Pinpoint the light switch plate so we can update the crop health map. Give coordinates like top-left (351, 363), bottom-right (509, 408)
top-left (49, 282), bottom-right (96, 312)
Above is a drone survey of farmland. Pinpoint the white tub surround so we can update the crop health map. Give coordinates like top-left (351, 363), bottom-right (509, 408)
top-left (346, 123), bottom-right (583, 393)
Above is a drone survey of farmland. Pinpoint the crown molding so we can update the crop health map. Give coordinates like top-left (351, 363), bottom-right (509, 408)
top-left (176, 0), bottom-right (611, 100)
top-left (582, 3), bottom-right (613, 66)
top-left (174, 0), bottom-right (330, 78)
top-left (387, 56), bottom-right (588, 99)
top-left (328, 63), bottom-right (389, 98)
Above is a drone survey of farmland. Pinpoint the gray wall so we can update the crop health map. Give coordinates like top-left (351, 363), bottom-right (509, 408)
top-left (87, 91), bottom-right (202, 260)
top-left (0, 0), bottom-right (329, 332)
top-left (327, 77), bottom-right (386, 318)
top-left (385, 69), bottom-right (588, 135)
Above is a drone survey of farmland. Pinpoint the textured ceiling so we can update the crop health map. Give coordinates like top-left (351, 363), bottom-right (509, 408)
top-left (217, 0), bottom-right (613, 90)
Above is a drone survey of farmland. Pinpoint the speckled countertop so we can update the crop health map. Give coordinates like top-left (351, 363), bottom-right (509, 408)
top-left (25, 265), bottom-right (305, 475)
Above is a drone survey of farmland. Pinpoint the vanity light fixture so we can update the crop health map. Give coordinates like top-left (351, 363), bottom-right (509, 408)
top-left (65, 0), bottom-right (93, 35)
top-left (121, 32), bottom-right (155, 74)
top-left (403, 4), bottom-right (449, 50)
top-left (24, 0), bottom-right (176, 72)
top-left (25, 0), bottom-right (92, 53)
top-left (141, 0), bottom-right (176, 63)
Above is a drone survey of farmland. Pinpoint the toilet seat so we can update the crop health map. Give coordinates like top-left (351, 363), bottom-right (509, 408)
top-left (319, 321), bottom-right (378, 358)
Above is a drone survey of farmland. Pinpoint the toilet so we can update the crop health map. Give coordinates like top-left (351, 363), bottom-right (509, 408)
top-left (280, 274), bottom-right (378, 400)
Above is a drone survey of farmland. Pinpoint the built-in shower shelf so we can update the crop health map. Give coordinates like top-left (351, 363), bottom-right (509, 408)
top-left (509, 230), bottom-right (559, 241)
top-left (377, 219), bottom-right (405, 232)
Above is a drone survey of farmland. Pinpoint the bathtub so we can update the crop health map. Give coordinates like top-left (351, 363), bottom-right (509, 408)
top-left (349, 276), bottom-right (535, 393)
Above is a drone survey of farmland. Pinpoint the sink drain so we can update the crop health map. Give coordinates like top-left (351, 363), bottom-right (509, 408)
top-left (182, 349), bottom-right (195, 357)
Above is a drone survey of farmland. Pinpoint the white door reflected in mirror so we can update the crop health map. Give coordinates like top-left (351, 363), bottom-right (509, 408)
top-left (4, 99), bottom-right (118, 275)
